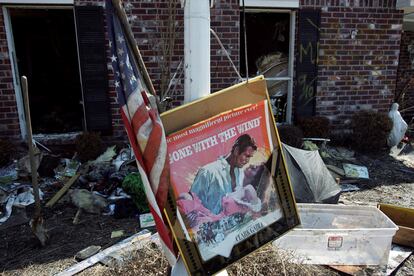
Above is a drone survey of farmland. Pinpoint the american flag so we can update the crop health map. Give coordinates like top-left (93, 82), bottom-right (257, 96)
top-left (108, 4), bottom-right (176, 265)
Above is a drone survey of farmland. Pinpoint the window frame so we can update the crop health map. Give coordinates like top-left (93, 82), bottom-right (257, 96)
top-left (242, 8), bottom-right (296, 123)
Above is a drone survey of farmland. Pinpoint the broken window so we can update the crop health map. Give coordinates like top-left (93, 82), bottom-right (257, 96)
top-left (240, 11), bottom-right (293, 123)
top-left (8, 6), bottom-right (111, 136)
top-left (10, 8), bottom-right (84, 134)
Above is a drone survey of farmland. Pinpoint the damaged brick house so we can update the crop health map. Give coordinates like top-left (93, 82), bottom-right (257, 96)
top-left (0, 0), bottom-right (411, 142)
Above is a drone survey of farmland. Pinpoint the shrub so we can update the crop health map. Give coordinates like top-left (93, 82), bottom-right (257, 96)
top-left (0, 139), bottom-right (14, 166)
top-left (277, 125), bottom-right (304, 148)
top-left (351, 110), bottom-right (392, 152)
top-left (75, 132), bottom-right (104, 162)
top-left (297, 116), bottom-right (330, 138)
top-left (122, 172), bottom-right (150, 214)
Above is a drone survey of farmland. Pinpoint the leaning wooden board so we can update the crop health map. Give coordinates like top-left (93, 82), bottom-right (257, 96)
top-left (378, 203), bottom-right (414, 248)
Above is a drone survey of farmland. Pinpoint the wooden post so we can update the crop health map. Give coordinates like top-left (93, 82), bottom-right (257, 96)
top-left (22, 76), bottom-right (47, 246)
top-left (21, 76), bottom-right (41, 219)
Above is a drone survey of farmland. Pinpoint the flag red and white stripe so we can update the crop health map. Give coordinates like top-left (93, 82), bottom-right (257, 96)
top-left (108, 6), bottom-right (176, 265)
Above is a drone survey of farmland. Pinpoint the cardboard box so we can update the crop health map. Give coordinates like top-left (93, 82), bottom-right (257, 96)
top-left (378, 203), bottom-right (414, 248)
top-left (161, 76), bottom-right (299, 275)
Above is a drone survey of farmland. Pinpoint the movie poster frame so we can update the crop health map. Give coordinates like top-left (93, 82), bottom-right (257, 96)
top-left (161, 77), bottom-right (299, 275)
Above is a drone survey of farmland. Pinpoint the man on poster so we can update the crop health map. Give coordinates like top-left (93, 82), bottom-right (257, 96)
top-left (189, 134), bottom-right (262, 216)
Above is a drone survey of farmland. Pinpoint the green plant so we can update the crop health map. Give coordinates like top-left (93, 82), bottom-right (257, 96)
top-left (122, 173), bottom-right (150, 214)
top-left (297, 116), bottom-right (330, 138)
top-left (75, 132), bottom-right (104, 162)
top-left (0, 139), bottom-right (14, 166)
top-left (277, 125), bottom-right (304, 148)
top-left (351, 110), bottom-right (393, 152)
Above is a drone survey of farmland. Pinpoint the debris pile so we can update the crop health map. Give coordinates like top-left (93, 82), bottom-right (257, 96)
top-left (0, 141), bottom-right (154, 231)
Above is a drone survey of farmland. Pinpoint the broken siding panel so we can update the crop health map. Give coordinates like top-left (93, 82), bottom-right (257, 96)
top-left (75, 6), bottom-right (112, 134)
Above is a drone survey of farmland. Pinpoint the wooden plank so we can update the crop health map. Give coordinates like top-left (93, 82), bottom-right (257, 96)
top-left (56, 231), bottom-right (151, 276)
top-left (329, 265), bottom-right (364, 275)
top-left (45, 173), bottom-right (80, 207)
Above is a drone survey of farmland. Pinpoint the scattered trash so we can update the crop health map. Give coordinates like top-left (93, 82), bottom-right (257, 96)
top-left (326, 165), bottom-right (345, 177)
top-left (388, 103), bottom-right (408, 148)
top-left (343, 163), bottom-right (369, 179)
top-left (323, 147), bottom-right (355, 161)
top-left (340, 183), bottom-right (360, 192)
top-left (0, 186), bottom-right (43, 224)
top-left (14, 187), bottom-right (43, 207)
top-left (57, 230), bottom-right (152, 276)
top-left (111, 230), bottom-right (125, 239)
top-left (16, 149), bottom-right (42, 178)
top-left (302, 138), bottom-right (331, 149)
top-left (75, 245), bottom-right (102, 261)
top-left (302, 140), bottom-right (319, 151)
top-left (113, 147), bottom-right (134, 171)
top-left (55, 159), bottom-right (81, 179)
top-left (273, 204), bottom-right (398, 266)
top-left (46, 173), bottom-right (80, 207)
top-left (100, 251), bottom-right (125, 267)
top-left (108, 187), bottom-right (131, 201)
top-left (91, 145), bottom-right (117, 165)
top-left (0, 162), bottom-right (18, 184)
top-left (386, 244), bottom-right (413, 275)
top-left (282, 144), bottom-right (341, 203)
top-left (103, 203), bottom-right (116, 216)
top-left (69, 189), bottom-right (108, 214)
top-left (139, 213), bottom-right (155, 228)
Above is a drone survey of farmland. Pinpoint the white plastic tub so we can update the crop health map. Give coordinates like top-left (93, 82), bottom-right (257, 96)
top-left (273, 204), bottom-right (398, 265)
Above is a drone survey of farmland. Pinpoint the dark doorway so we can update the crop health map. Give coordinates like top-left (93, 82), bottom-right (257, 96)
top-left (10, 8), bottom-right (84, 134)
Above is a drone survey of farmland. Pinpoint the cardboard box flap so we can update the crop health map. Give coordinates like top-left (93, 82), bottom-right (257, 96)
top-left (161, 76), bottom-right (267, 135)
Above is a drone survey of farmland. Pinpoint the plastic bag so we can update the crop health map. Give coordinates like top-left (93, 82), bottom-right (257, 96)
top-left (388, 103), bottom-right (408, 147)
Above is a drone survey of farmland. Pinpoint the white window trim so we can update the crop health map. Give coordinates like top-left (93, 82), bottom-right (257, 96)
top-left (0, 0), bottom-right (73, 4)
top-left (3, 4), bottom-right (75, 138)
top-left (2, 6), bottom-right (26, 138)
top-left (240, 0), bottom-right (299, 9)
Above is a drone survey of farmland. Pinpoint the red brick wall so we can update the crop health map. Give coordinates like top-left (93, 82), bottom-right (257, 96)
top-left (396, 31), bottom-right (414, 121)
top-left (0, 0), bottom-right (405, 140)
top-left (0, 9), bottom-right (20, 139)
top-left (300, 0), bottom-right (403, 128)
top-left (126, 0), bottom-right (240, 107)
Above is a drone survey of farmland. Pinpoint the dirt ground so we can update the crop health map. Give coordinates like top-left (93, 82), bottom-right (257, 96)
top-left (0, 147), bottom-right (413, 276)
top-left (0, 203), bottom-right (138, 275)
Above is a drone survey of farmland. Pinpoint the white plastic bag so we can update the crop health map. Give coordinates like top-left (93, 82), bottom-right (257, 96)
top-left (388, 103), bottom-right (408, 147)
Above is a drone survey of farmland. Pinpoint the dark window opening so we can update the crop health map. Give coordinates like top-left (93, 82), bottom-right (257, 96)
top-left (10, 9), bottom-right (84, 134)
top-left (240, 11), bottom-right (290, 122)
top-left (240, 12), bottom-right (290, 78)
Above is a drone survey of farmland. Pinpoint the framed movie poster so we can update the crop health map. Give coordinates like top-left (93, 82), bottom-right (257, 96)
top-left (164, 98), bottom-right (299, 275)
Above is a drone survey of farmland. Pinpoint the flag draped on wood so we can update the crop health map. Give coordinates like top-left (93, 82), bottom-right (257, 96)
top-left (107, 3), bottom-right (176, 265)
